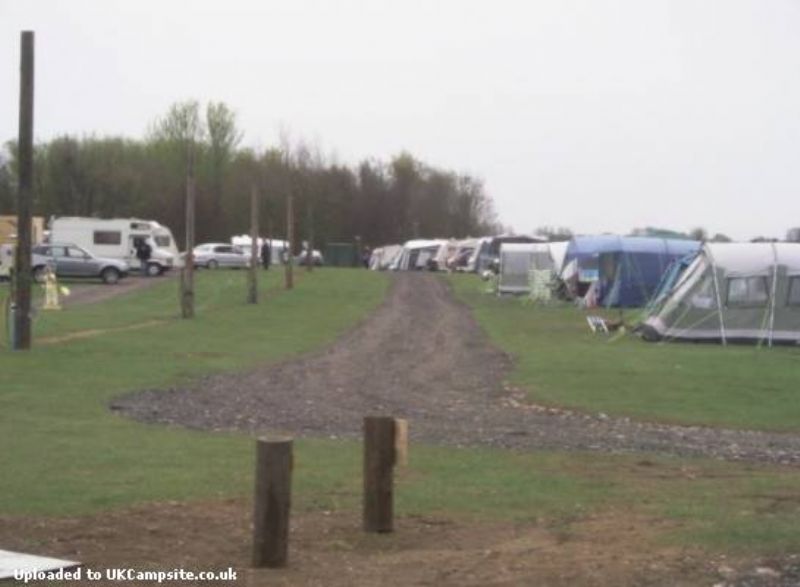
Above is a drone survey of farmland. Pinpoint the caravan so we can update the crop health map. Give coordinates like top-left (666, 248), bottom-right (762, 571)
top-left (50, 217), bottom-right (179, 276)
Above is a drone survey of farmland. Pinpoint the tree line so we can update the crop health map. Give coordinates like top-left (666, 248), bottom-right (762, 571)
top-left (0, 101), bottom-right (500, 249)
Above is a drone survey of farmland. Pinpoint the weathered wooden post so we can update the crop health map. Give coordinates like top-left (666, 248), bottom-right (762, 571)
top-left (284, 194), bottom-right (294, 290)
top-left (253, 437), bottom-right (293, 568)
top-left (247, 185), bottom-right (259, 304)
top-left (363, 416), bottom-right (397, 533)
top-left (180, 144), bottom-right (196, 319)
top-left (13, 31), bottom-right (35, 350)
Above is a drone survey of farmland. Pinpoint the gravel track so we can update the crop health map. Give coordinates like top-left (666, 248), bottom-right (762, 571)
top-left (113, 272), bottom-right (800, 466)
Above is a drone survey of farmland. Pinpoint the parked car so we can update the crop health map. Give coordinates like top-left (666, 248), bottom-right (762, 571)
top-left (32, 243), bottom-right (130, 284)
top-left (191, 243), bottom-right (251, 269)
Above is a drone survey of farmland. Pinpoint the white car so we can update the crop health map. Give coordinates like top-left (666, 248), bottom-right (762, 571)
top-left (190, 243), bottom-right (252, 269)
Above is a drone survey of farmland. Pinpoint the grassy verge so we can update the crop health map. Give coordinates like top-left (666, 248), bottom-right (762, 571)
top-left (448, 274), bottom-right (800, 432)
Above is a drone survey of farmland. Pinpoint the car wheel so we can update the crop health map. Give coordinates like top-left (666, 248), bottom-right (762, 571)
top-left (146, 263), bottom-right (161, 277)
top-left (101, 267), bottom-right (121, 285)
top-left (207, 259), bottom-right (219, 269)
top-left (32, 265), bottom-right (48, 284)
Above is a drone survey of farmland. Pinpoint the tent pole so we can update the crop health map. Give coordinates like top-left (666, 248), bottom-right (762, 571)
top-left (767, 243), bottom-right (779, 348)
top-left (707, 246), bottom-right (727, 346)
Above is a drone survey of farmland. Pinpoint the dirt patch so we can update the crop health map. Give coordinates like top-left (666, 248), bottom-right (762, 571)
top-left (4, 500), bottom-right (797, 586)
top-left (0, 500), bottom-right (731, 586)
top-left (114, 273), bottom-right (800, 466)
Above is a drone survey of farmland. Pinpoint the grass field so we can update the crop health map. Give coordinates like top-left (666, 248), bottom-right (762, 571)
top-left (449, 274), bottom-right (800, 432)
top-left (1, 269), bottom-right (800, 556)
top-left (0, 269), bottom-right (388, 515)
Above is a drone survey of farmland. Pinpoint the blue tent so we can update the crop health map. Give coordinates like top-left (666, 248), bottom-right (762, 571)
top-left (562, 235), bottom-right (625, 283)
top-left (596, 238), bottom-right (700, 307)
top-left (561, 236), bottom-right (700, 307)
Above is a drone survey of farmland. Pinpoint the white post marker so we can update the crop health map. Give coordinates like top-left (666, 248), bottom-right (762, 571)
top-left (42, 267), bottom-right (61, 310)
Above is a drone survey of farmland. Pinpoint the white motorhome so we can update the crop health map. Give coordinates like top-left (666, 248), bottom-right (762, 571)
top-left (50, 217), bottom-right (180, 276)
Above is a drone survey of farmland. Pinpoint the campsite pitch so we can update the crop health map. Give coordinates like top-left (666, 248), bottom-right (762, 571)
top-left (4, 271), bottom-right (800, 586)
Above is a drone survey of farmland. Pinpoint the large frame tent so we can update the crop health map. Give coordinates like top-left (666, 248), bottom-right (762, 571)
top-left (642, 242), bottom-right (800, 345)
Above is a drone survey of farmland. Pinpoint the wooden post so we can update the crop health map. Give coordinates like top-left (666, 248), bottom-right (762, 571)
top-left (180, 145), bottom-right (196, 319)
top-left (285, 194), bottom-right (294, 290)
top-left (14, 31), bottom-right (34, 350)
top-left (363, 416), bottom-right (396, 533)
top-left (248, 185), bottom-right (259, 304)
top-left (253, 437), bottom-right (293, 568)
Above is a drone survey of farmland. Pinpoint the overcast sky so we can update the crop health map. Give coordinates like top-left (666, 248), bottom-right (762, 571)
top-left (1, 0), bottom-right (799, 240)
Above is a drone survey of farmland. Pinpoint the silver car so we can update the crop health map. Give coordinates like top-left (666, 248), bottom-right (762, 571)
top-left (32, 243), bottom-right (130, 285)
top-left (192, 243), bottom-right (252, 269)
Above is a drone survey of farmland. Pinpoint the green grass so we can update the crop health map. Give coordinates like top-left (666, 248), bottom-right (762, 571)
top-left (449, 274), bottom-right (800, 432)
top-left (296, 441), bottom-right (800, 554)
top-left (0, 268), bottom-right (388, 515)
top-left (2, 269), bottom-right (800, 556)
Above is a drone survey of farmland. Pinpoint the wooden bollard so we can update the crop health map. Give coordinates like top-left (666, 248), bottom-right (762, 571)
top-left (252, 437), bottom-right (293, 568)
top-left (363, 416), bottom-right (397, 533)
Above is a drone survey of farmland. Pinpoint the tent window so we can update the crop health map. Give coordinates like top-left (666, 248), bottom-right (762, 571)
top-left (788, 277), bottom-right (800, 306)
top-left (726, 277), bottom-right (769, 307)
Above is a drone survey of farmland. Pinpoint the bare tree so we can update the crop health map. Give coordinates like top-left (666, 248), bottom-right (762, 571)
top-left (206, 102), bottom-right (242, 239)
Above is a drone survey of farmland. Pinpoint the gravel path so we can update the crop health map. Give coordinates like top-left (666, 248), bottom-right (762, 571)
top-left (113, 272), bottom-right (800, 466)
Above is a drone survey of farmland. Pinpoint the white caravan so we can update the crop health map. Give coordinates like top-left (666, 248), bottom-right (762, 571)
top-left (50, 217), bottom-right (179, 276)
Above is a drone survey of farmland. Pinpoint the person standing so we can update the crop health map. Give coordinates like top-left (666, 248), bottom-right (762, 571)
top-left (135, 238), bottom-right (152, 276)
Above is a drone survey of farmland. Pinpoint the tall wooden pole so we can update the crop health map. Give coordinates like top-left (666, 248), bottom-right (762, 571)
top-left (14, 31), bottom-right (35, 350)
top-left (285, 194), bottom-right (294, 290)
top-left (181, 144), bottom-right (196, 319)
top-left (248, 185), bottom-right (259, 304)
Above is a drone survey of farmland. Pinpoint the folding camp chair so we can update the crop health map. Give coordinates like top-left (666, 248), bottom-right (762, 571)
top-left (586, 315), bottom-right (610, 334)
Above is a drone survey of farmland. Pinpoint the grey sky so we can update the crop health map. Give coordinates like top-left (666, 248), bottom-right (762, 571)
top-left (2, 0), bottom-right (799, 240)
